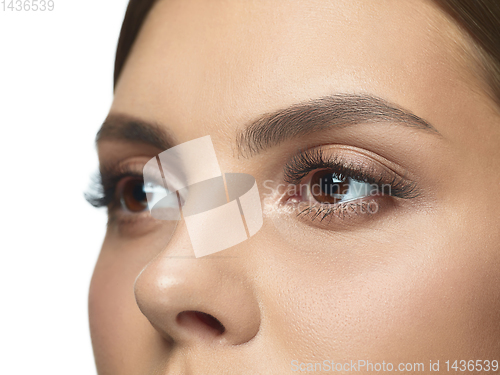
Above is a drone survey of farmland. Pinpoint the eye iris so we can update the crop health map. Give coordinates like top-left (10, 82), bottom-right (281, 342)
top-left (118, 177), bottom-right (148, 212)
top-left (310, 171), bottom-right (350, 204)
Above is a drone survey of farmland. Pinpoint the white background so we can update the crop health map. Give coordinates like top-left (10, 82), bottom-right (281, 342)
top-left (0, 1), bottom-right (129, 373)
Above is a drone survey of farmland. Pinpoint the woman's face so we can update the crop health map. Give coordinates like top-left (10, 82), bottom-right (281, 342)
top-left (89, 0), bottom-right (500, 373)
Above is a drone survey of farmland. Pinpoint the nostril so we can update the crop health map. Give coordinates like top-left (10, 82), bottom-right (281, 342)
top-left (194, 311), bottom-right (226, 334)
top-left (177, 311), bottom-right (226, 335)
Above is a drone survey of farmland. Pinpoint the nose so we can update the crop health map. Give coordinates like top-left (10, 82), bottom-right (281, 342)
top-left (133, 220), bottom-right (261, 347)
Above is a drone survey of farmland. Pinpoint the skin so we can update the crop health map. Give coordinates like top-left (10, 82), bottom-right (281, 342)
top-left (89, 0), bottom-right (500, 373)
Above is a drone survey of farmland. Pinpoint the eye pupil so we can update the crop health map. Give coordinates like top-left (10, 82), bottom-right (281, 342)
top-left (132, 183), bottom-right (147, 202)
top-left (118, 177), bottom-right (148, 212)
top-left (310, 171), bottom-right (349, 204)
top-left (320, 174), bottom-right (340, 195)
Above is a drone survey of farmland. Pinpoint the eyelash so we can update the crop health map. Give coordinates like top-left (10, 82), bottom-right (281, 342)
top-left (281, 147), bottom-right (419, 222)
top-left (85, 148), bottom-right (419, 227)
top-left (85, 168), bottom-right (143, 210)
top-left (284, 147), bottom-right (417, 197)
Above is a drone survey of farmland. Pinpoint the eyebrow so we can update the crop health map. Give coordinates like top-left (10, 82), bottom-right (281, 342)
top-left (96, 93), bottom-right (439, 155)
top-left (96, 113), bottom-right (176, 150)
top-left (236, 93), bottom-right (439, 157)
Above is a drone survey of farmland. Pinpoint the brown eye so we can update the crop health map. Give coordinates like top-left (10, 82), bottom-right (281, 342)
top-left (117, 176), bottom-right (148, 212)
top-left (309, 170), bottom-right (350, 204)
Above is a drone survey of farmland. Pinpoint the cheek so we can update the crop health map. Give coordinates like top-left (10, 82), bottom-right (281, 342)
top-left (437, 197), bottom-right (500, 356)
top-left (88, 240), bottom-right (162, 373)
top-left (261, 211), bottom-right (500, 361)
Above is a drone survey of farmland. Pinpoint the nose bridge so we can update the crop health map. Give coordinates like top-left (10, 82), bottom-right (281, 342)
top-left (145, 135), bottom-right (263, 258)
top-left (133, 220), bottom-right (261, 347)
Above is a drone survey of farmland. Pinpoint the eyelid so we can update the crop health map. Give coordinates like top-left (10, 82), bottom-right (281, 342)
top-left (265, 144), bottom-right (424, 229)
top-left (104, 170), bottom-right (160, 233)
top-left (101, 158), bottom-right (184, 225)
top-left (87, 158), bottom-right (153, 211)
top-left (283, 145), bottom-right (420, 200)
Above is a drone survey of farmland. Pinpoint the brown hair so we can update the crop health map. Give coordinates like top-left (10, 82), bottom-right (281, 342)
top-left (114, 0), bottom-right (157, 89)
top-left (113, 0), bottom-right (500, 105)
top-left (434, 0), bottom-right (500, 106)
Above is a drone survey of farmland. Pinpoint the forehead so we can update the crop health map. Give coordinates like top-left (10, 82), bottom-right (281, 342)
top-left (111, 0), bottom-right (475, 142)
